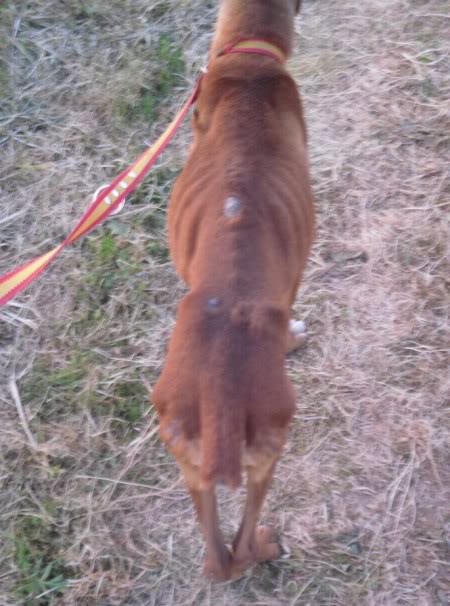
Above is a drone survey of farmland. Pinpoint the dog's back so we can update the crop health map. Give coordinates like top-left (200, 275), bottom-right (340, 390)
top-left (168, 59), bottom-right (314, 300)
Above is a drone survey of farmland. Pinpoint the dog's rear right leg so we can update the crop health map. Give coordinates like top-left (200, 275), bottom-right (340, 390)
top-left (231, 458), bottom-right (281, 576)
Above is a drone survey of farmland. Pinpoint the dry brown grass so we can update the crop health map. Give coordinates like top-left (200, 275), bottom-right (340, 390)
top-left (1, 0), bottom-right (449, 604)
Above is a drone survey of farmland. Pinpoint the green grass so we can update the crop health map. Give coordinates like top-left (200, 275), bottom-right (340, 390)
top-left (76, 230), bottom-right (143, 307)
top-left (71, 1), bottom-right (99, 20)
top-left (0, 61), bottom-right (9, 93)
top-left (155, 33), bottom-right (185, 96)
top-left (21, 347), bottom-right (147, 443)
top-left (73, 220), bottom-right (171, 311)
top-left (110, 380), bottom-right (148, 438)
top-left (21, 350), bottom-right (95, 418)
top-left (146, 239), bottom-right (169, 261)
top-left (14, 515), bottom-right (69, 605)
top-left (149, 0), bottom-right (172, 18)
top-left (115, 33), bottom-right (185, 124)
top-left (0, 4), bottom-right (11, 94)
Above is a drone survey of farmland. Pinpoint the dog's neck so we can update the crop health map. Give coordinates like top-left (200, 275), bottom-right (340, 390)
top-left (211, 0), bottom-right (297, 60)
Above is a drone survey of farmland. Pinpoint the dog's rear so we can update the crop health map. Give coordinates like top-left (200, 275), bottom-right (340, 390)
top-left (154, 294), bottom-right (296, 486)
top-left (152, 0), bottom-right (314, 580)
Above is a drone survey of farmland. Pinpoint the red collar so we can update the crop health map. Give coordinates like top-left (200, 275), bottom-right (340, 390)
top-left (217, 38), bottom-right (286, 64)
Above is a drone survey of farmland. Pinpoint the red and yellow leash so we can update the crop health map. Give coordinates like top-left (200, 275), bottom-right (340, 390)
top-left (0, 40), bottom-right (284, 306)
top-left (0, 81), bottom-right (200, 306)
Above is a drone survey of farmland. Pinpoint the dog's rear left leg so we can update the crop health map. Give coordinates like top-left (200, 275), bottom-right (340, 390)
top-left (200, 486), bottom-right (232, 580)
top-left (179, 462), bottom-right (232, 581)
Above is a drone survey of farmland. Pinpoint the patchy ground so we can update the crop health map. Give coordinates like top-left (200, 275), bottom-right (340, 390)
top-left (0, 0), bottom-right (449, 604)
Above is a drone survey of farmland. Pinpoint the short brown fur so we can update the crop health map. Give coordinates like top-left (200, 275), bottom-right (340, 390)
top-left (152, 0), bottom-right (314, 580)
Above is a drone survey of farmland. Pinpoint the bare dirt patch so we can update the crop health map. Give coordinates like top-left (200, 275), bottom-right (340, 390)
top-left (1, 0), bottom-right (449, 604)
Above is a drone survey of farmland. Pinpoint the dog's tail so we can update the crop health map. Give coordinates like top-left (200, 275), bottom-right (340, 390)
top-left (200, 372), bottom-right (245, 489)
top-left (199, 301), bottom-right (288, 489)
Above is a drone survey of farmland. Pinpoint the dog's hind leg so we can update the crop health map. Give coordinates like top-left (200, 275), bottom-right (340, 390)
top-left (200, 486), bottom-right (232, 580)
top-left (179, 459), bottom-right (232, 581)
top-left (231, 452), bottom-right (282, 575)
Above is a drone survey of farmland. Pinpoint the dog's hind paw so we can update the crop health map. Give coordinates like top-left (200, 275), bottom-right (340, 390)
top-left (203, 547), bottom-right (233, 582)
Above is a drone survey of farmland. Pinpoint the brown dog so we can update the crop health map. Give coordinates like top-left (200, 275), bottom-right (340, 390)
top-left (152, 0), bottom-right (314, 581)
